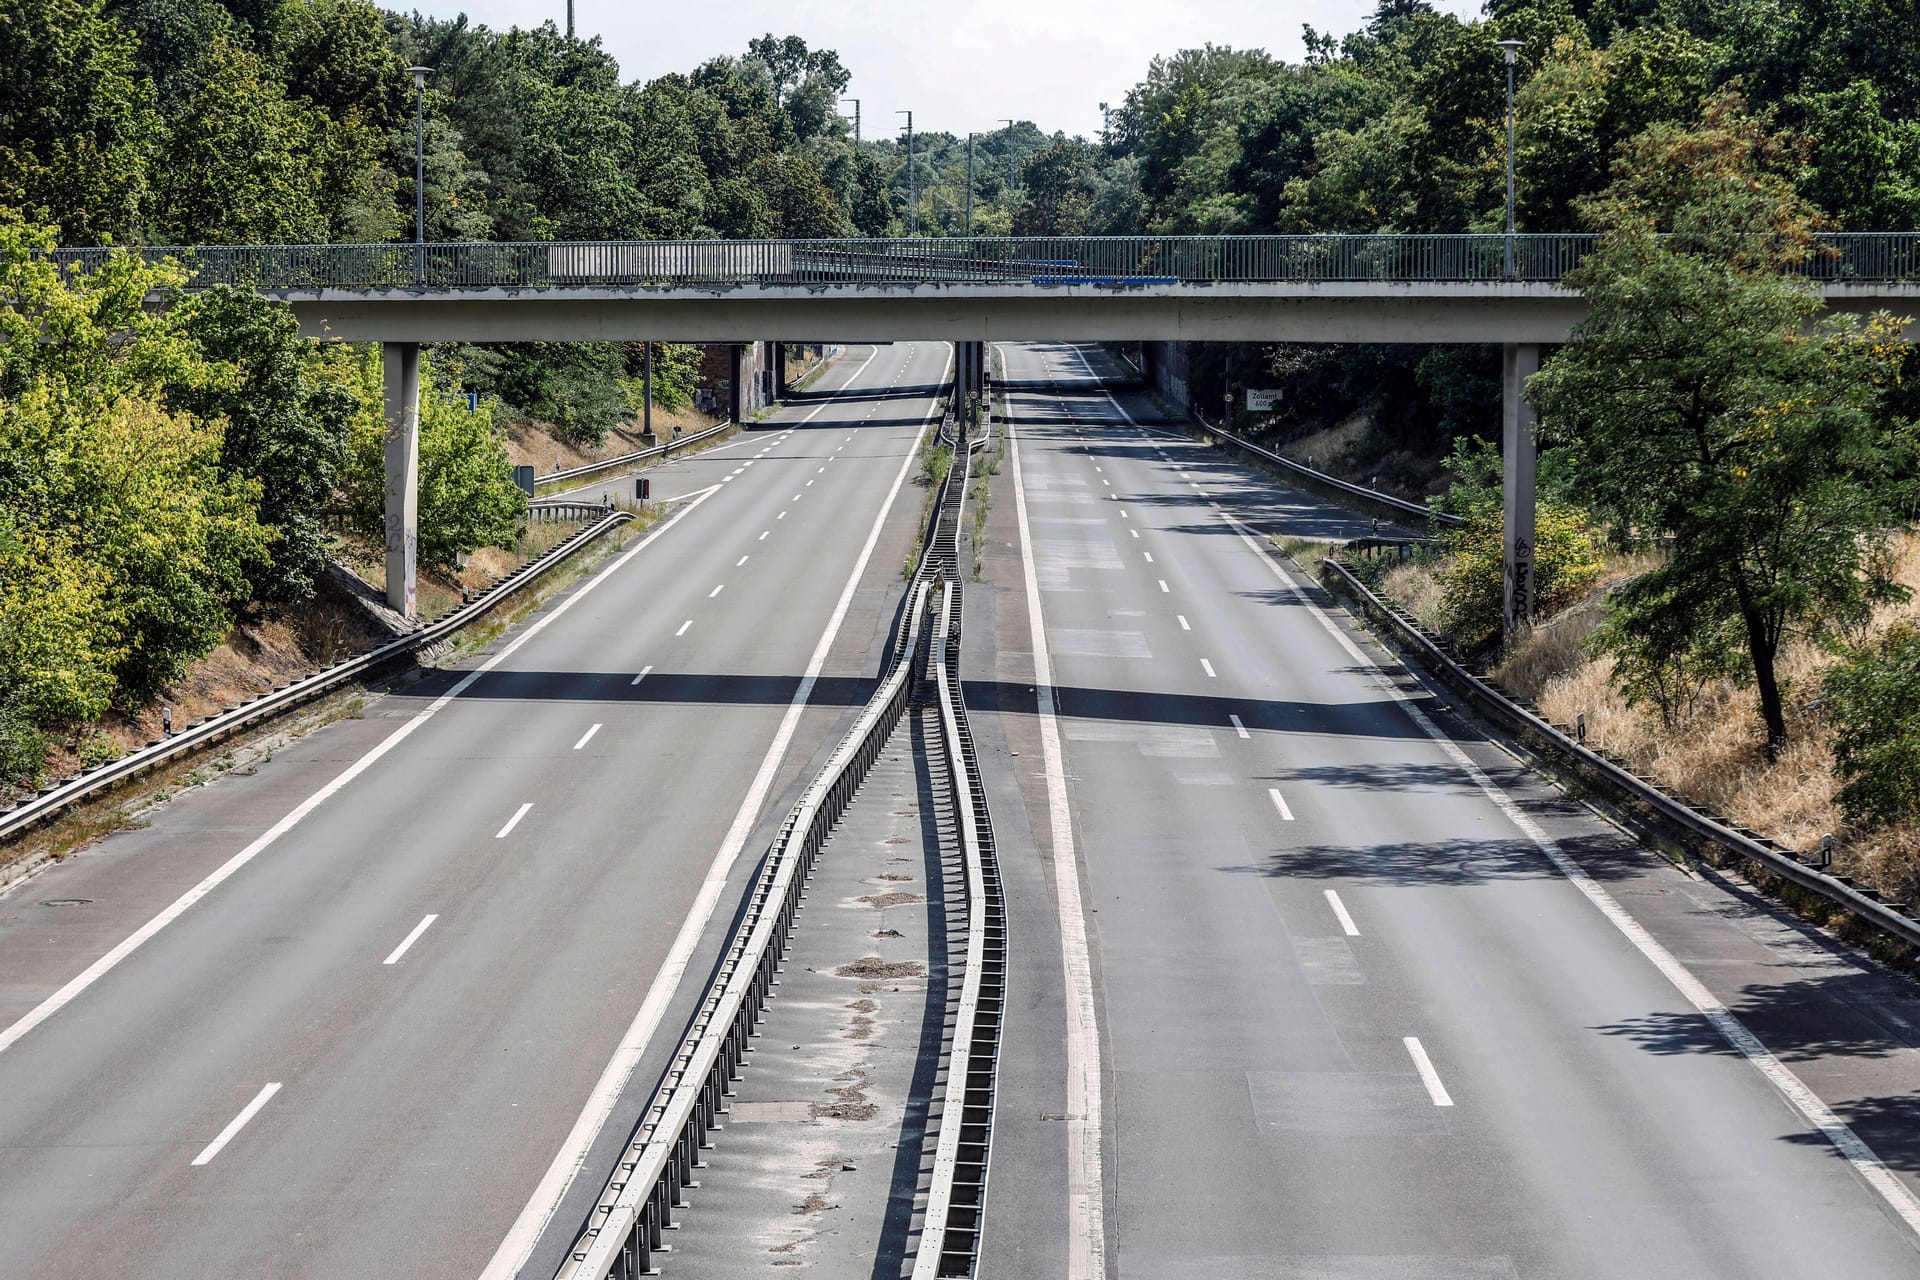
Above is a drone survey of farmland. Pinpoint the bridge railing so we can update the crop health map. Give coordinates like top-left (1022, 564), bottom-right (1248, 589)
top-left (42, 233), bottom-right (1920, 290)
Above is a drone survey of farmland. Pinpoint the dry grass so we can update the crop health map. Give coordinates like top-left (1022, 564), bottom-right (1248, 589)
top-left (1380, 559), bottom-right (1447, 632)
top-left (1476, 530), bottom-right (1920, 905)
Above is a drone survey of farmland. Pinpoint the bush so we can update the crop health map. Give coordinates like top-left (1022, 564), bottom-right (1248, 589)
top-left (77, 733), bottom-right (123, 768)
top-left (1436, 504), bottom-right (1604, 646)
top-left (1824, 623), bottom-right (1920, 829)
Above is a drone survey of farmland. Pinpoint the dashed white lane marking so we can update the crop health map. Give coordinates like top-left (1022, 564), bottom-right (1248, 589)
top-left (1157, 580), bottom-right (1169, 593)
top-left (1267, 787), bottom-right (1294, 821)
top-left (572, 723), bottom-right (602, 750)
top-left (477, 343), bottom-right (952, 1280)
top-left (495, 802), bottom-right (533, 839)
top-left (1119, 510), bottom-right (1128, 519)
top-left (1325, 890), bottom-right (1360, 937)
top-left (806, 479), bottom-right (815, 486)
top-left (1177, 615), bottom-right (1191, 631)
top-left (709, 584), bottom-right (724, 598)
top-left (675, 620), bottom-right (692, 637)
top-left (737, 555), bottom-right (750, 566)
top-left (1229, 714), bottom-right (1249, 738)
top-left (793, 493), bottom-right (803, 500)
top-left (1405, 1038), bottom-right (1453, 1106)
top-left (778, 511), bottom-right (787, 519)
top-left (759, 530), bottom-right (769, 540)
top-left (1200, 658), bottom-right (1217, 678)
top-left (817, 466), bottom-right (826, 473)
top-left (630, 665), bottom-right (653, 687)
top-left (192, 1082), bottom-right (282, 1166)
top-left (383, 914), bottom-right (439, 965)
top-left (1129, 528), bottom-right (1140, 539)
top-left (1143, 551), bottom-right (1154, 564)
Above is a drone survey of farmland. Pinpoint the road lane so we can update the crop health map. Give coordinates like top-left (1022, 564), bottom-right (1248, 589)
top-left (984, 340), bottom-right (1920, 1278)
top-left (0, 342), bottom-right (951, 1279)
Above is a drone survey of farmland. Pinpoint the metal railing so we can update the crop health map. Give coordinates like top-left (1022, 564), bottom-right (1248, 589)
top-left (1320, 555), bottom-right (1920, 953)
top-left (538, 419), bottom-right (732, 489)
top-left (1189, 412), bottom-right (1462, 531)
top-left (0, 512), bottom-right (637, 844)
top-left (43, 233), bottom-right (1920, 291)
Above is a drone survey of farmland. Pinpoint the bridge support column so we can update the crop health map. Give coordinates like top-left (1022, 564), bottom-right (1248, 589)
top-left (383, 341), bottom-right (421, 618)
top-left (774, 342), bottom-right (787, 395)
top-left (1502, 341), bottom-right (1540, 641)
top-left (728, 344), bottom-right (747, 421)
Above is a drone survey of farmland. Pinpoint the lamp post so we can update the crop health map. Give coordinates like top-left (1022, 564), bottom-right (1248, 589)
top-left (1100, 101), bottom-right (1110, 150)
top-left (1000, 118), bottom-right (1017, 196)
top-left (408, 66), bottom-right (433, 286)
top-left (965, 132), bottom-right (976, 235)
top-left (897, 110), bottom-right (915, 235)
top-left (843, 97), bottom-right (860, 144)
top-left (1496, 39), bottom-right (1523, 280)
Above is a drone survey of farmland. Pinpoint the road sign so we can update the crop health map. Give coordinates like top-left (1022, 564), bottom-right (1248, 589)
top-left (1247, 389), bottom-right (1283, 412)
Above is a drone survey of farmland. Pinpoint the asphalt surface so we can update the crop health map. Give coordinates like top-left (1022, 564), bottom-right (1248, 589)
top-left (0, 341), bottom-right (949, 1280)
top-left (977, 341), bottom-right (1920, 1279)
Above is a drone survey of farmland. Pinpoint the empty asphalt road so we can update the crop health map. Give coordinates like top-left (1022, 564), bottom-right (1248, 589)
top-left (976, 340), bottom-right (1920, 1279)
top-left (0, 341), bottom-right (949, 1280)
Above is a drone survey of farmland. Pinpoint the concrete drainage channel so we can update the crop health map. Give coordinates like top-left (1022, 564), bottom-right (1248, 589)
top-left (554, 414), bottom-right (1003, 1280)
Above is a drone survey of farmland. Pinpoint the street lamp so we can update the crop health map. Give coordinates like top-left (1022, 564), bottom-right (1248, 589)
top-left (1496, 39), bottom-right (1523, 280)
top-left (965, 132), bottom-right (976, 235)
top-left (1100, 101), bottom-right (1111, 149)
top-left (408, 66), bottom-right (433, 285)
top-left (897, 110), bottom-right (915, 236)
top-left (842, 96), bottom-right (861, 144)
top-left (1000, 118), bottom-right (1017, 195)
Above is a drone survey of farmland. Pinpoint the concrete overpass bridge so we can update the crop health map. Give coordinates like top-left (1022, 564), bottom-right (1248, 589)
top-left (57, 233), bottom-right (1920, 625)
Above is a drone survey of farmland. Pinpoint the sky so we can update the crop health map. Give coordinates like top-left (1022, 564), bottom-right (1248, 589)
top-left (415, 0), bottom-right (1485, 139)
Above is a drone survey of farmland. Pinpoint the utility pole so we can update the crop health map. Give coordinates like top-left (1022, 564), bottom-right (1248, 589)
top-left (565, 0), bottom-right (572, 37)
top-left (1497, 39), bottom-right (1523, 280)
top-left (643, 341), bottom-right (652, 438)
top-left (898, 109), bottom-right (915, 235)
top-left (408, 66), bottom-right (432, 285)
top-left (1000, 118), bottom-right (1017, 196)
top-left (965, 133), bottom-right (976, 235)
top-left (843, 97), bottom-right (860, 144)
top-left (1100, 101), bottom-right (1110, 150)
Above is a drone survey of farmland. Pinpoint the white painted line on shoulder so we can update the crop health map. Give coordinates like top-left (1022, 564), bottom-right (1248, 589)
top-left (1200, 658), bottom-right (1217, 678)
top-left (1229, 714), bottom-right (1249, 738)
top-left (630, 665), bottom-right (653, 687)
top-left (495, 803), bottom-right (533, 839)
top-left (572, 724), bottom-right (602, 751)
top-left (383, 914), bottom-right (439, 965)
top-left (1405, 1037), bottom-right (1453, 1106)
top-left (192, 1082), bottom-right (282, 1166)
top-left (709, 584), bottom-right (725, 598)
top-left (0, 478), bottom-right (729, 1060)
top-left (737, 555), bottom-right (749, 566)
top-left (1157, 580), bottom-right (1170, 593)
top-left (1324, 890), bottom-right (1359, 937)
top-left (675, 620), bottom-right (692, 637)
top-left (477, 344), bottom-right (949, 1280)
top-left (1267, 788), bottom-right (1294, 821)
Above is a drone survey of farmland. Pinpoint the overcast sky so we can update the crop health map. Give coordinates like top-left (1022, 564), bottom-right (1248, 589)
top-left (418, 0), bottom-right (1485, 139)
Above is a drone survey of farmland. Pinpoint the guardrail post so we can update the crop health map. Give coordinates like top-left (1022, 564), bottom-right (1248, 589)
top-left (383, 341), bottom-right (422, 617)
top-left (1501, 341), bottom-right (1540, 642)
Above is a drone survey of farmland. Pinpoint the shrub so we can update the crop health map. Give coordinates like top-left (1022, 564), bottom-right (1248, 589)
top-left (1824, 623), bottom-right (1920, 829)
top-left (1436, 504), bottom-right (1604, 646)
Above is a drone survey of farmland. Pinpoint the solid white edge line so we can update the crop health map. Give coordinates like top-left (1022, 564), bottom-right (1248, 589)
top-left (1405, 1037), bottom-right (1454, 1107)
top-left (475, 340), bottom-right (940, 1280)
top-left (1268, 787), bottom-right (1294, 821)
top-left (0, 484), bottom-right (723, 1060)
top-left (1324, 890), bottom-right (1359, 937)
top-left (1229, 713), bottom-right (1249, 739)
top-left (191, 1082), bottom-right (282, 1165)
top-left (629, 665), bottom-right (653, 687)
top-left (1202, 444), bottom-right (1920, 1239)
top-left (495, 802), bottom-right (533, 839)
top-left (1006, 351), bottom-right (1108, 1280)
top-left (383, 914), bottom-right (440, 965)
top-left (572, 724), bottom-right (602, 751)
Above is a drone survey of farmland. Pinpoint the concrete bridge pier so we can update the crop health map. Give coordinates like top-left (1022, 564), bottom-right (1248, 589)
top-left (952, 341), bottom-right (985, 413)
top-left (1502, 341), bottom-right (1540, 640)
top-left (383, 341), bottom-right (421, 617)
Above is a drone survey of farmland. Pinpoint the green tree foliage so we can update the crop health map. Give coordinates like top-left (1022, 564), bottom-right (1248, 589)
top-left (1436, 505), bottom-right (1603, 647)
top-left (335, 347), bottom-right (523, 574)
top-left (1529, 96), bottom-right (1915, 752)
top-left (619, 342), bottom-right (703, 414)
top-left (1824, 624), bottom-right (1920, 830)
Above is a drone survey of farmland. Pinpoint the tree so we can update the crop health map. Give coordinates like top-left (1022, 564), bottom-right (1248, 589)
top-left (1824, 624), bottom-right (1920, 830)
top-left (1529, 95), bottom-right (1915, 753)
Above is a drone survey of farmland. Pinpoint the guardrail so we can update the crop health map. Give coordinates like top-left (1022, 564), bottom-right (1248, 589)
top-left (527, 498), bottom-right (617, 522)
top-left (44, 232), bottom-right (1920, 290)
top-left (1319, 555), bottom-right (1920, 957)
top-left (557, 404), bottom-right (995, 1279)
top-left (1189, 412), bottom-right (1463, 532)
top-left (1, 512), bottom-right (637, 846)
top-left (537, 419), bottom-right (733, 490)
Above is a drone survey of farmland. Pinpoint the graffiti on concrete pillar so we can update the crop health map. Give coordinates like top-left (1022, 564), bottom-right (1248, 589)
top-left (1505, 536), bottom-right (1534, 628)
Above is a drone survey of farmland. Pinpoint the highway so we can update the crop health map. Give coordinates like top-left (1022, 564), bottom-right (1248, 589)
top-left (0, 341), bottom-right (949, 1280)
top-left (973, 342), bottom-right (1920, 1278)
